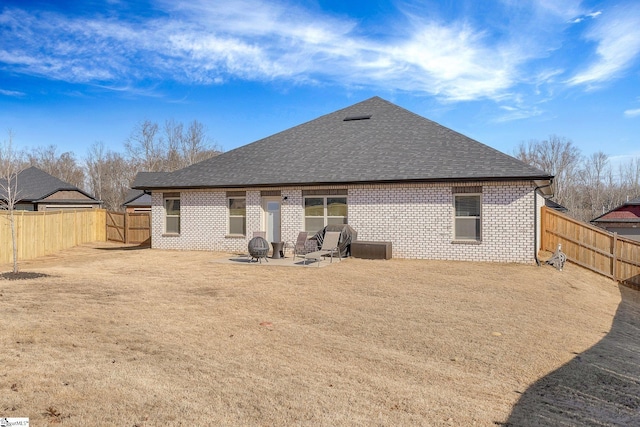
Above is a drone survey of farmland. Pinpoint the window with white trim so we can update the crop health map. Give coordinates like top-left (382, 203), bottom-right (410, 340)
top-left (228, 197), bottom-right (246, 235)
top-left (304, 196), bottom-right (347, 233)
top-left (164, 193), bottom-right (180, 234)
top-left (454, 193), bottom-right (481, 241)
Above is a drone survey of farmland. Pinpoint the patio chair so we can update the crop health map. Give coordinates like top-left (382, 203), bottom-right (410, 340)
top-left (284, 231), bottom-right (309, 259)
top-left (303, 231), bottom-right (341, 266)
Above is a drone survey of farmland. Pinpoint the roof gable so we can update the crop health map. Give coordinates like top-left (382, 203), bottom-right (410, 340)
top-left (140, 97), bottom-right (551, 189)
top-left (123, 172), bottom-right (166, 206)
top-left (1, 166), bottom-right (97, 202)
top-left (592, 195), bottom-right (640, 222)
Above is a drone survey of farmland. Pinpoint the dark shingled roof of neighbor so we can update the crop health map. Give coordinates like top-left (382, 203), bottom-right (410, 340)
top-left (123, 172), bottom-right (166, 206)
top-left (1, 166), bottom-right (98, 203)
top-left (137, 96), bottom-right (552, 190)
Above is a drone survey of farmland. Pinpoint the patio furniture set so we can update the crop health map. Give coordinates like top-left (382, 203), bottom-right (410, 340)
top-left (247, 230), bottom-right (342, 266)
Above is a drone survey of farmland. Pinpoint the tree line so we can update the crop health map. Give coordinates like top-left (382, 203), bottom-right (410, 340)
top-left (3, 126), bottom-right (639, 222)
top-left (514, 135), bottom-right (640, 222)
top-left (1, 119), bottom-right (221, 210)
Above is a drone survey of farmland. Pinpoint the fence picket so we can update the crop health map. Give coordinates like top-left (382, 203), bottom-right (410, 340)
top-left (541, 206), bottom-right (640, 288)
top-left (0, 209), bottom-right (107, 264)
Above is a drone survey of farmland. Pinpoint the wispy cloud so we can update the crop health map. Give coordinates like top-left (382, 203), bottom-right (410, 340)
top-left (624, 108), bottom-right (640, 118)
top-left (568, 3), bottom-right (640, 85)
top-left (0, 0), bottom-right (633, 106)
top-left (570, 10), bottom-right (602, 24)
top-left (0, 88), bottom-right (25, 97)
top-left (494, 104), bottom-right (544, 122)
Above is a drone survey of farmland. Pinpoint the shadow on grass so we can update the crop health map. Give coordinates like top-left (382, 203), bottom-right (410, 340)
top-left (503, 283), bottom-right (640, 426)
top-left (95, 243), bottom-right (150, 251)
top-left (0, 271), bottom-right (50, 280)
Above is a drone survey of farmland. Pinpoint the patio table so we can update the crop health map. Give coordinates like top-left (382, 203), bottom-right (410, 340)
top-left (271, 242), bottom-right (285, 259)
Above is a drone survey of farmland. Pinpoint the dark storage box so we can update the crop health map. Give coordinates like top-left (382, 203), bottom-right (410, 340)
top-left (351, 241), bottom-right (392, 260)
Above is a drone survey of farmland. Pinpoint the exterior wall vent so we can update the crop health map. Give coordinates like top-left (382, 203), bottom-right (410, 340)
top-left (343, 115), bottom-right (372, 121)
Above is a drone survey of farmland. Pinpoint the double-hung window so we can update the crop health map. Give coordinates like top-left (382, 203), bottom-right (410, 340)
top-left (228, 193), bottom-right (246, 236)
top-left (303, 191), bottom-right (347, 233)
top-left (164, 193), bottom-right (181, 234)
top-left (453, 187), bottom-right (481, 241)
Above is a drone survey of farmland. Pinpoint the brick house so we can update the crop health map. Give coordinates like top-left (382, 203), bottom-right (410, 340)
top-left (136, 97), bottom-right (553, 263)
top-left (591, 196), bottom-right (640, 242)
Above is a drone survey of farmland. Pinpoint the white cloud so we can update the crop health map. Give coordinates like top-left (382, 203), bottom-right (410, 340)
top-left (571, 10), bottom-right (602, 23)
top-left (568, 4), bottom-right (640, 85)
top-left (0, 88), bottom-right (25, 97)
top-left (493, 104), bottom-right (543, 122)
top-left (380, 22), bottom-right (518, 100)
top-left (624, 108), bottom-right (640, 117)
top-left (0, 0), bottom-right (619, 104)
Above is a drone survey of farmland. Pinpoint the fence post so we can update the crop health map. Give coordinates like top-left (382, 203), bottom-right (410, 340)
top-left (540, 206), bottom-right (547, 252)
top-left (124, 212), bottom-right (129, 244)
top-left (612, 232), bottom-right (618, 282)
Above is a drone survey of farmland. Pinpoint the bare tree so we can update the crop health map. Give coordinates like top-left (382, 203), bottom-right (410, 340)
top-left (163, 119), bottom-right (184, 172)
top-left (28, 145), bottom-right (86, 190)
top-left (83, 118), bottom-right (220, 210)
top-left (576, 151), bottom-right (610, 220)
top-left (515, 135), bottom-right (582, 209)
top-left (618, 157), bottom-right (640, 201)
top-left (102, 151), bottom-right (137, 210)
top-left (125, 120), bottom-right (163, 172)
top-left (181, 120), bottom-right (221, 168)
top-left (86, 142), bottom-right (137, 210)
top-left (124, 119), bottom-right (220, 173)
top-left (85, 141), bottom-right (107, 203)
top-left (0, 130), bottom-right (24, 274)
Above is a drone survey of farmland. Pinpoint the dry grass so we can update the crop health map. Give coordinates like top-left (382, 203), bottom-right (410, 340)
top-left (0, 243), bottom-right (625, 426)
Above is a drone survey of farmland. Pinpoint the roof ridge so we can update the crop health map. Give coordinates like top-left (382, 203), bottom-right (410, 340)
top-left (136, 97), bottom-right (552, 189)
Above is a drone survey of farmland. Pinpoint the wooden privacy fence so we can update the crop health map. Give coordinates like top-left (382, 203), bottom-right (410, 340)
top-left (106, 211), bottom-right (151, 245)
top-left (541, 206), bottom-right (640, 288)
top-left (0, 209), bottom-right (107, 264)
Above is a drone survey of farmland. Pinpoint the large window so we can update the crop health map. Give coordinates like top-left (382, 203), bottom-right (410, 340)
top-left (228, 197), bottom-right (246, 235)
top-left (304, 196), bottom-right (347, 233)
top-left (164, 193), bottom-right (180, 234)
top-left (454, 194), bottom-right (481, 241)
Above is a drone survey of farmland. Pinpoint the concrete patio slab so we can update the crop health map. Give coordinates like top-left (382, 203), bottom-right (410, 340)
top-left (211, 253), bottom-right (344, 268)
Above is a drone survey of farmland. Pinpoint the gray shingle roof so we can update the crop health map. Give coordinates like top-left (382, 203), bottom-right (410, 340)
top-left (1, 166), bottom-right (98, 202)
top-left (138, 97), bottom-right (551, 190)
top-left (123, 172), bottom-right (166, 206)
top-left (627, 196), bottom-right (640, 205)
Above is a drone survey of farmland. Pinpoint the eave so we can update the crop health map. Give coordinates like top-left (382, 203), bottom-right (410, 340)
top-left (134, 175), bottom-right (553, 191)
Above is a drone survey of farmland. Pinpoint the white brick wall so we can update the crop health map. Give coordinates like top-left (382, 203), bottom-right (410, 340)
top-left (151, 181), bottom-right (538, 263)
top-left (281, 189), bottom-right (304, 245)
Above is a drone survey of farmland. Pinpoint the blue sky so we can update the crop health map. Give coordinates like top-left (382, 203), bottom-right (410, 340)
top-left (1, 0), bottom-right (639, 168)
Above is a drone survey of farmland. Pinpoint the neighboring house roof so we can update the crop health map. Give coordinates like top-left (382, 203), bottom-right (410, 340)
top-left (545, 199), bottom-right (568, 212)
top-left (592, 196), bottom-right (640, 223)
top-left (1, 166), bottom-right (99, 204)
top-left (123, 172), bottom-right (166, 207)
top-left (137, 96), bottom-right (552, 190)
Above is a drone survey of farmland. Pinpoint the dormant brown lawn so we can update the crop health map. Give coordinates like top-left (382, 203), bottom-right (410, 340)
top-left (0, 243), bottom-right (624, 426)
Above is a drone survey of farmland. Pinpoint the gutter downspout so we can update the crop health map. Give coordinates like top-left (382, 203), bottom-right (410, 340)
top-left (534, 181), bottom-right (554, 266)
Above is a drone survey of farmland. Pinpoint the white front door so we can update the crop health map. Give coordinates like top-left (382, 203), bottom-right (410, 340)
top-left (263, 198), bottom-right (281, 242)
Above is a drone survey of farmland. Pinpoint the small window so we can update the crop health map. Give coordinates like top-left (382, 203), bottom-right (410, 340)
top-left (164, 195), bottom-right (180, 234)
top-left (228, 197), bottom-right (246, 235)
top-left (454, 194), bottom-right (481, 241)
top-left (304, 196), bottom-right (347, 233)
